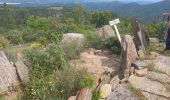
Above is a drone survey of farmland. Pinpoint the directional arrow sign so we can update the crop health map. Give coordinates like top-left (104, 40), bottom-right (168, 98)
top-left (109, 19), bottom-right (120, 26)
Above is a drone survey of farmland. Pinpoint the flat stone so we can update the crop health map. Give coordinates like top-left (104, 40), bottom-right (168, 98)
top-left (128, 75), bottom-right (170, 98)
top-left (106, 85), bottom-right (138, 100)
top-left (136, 68), bottom-right (148, 77)
top-left (146, 71), bottom-right (170, 84)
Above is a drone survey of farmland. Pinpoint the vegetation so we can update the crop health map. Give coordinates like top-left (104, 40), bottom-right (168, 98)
top-left (0, 3), bottom-right (167, 100)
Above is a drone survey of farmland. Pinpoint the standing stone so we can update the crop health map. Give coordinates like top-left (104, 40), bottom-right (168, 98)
top-left (131, 18), bottom-right (149, 51)
top-left (95, 25), bottom-right (115, 40)
top-left (121, 35), bottom-right (137, 79)
top-left (0, 51), bottom-right (19, 93)
top-left (15, 60), bottom-right (29, 83)
top-left (76, 88), bottom-right (92, 100)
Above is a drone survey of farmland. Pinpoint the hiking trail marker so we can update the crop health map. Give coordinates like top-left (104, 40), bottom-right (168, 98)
top-left (109, 18), bottom-right (122, 45)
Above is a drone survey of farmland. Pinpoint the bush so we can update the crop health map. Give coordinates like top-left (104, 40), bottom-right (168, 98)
top-left (61, 42), bottom-right (83, 60)
top-left (96, 37), bottom-right (121, 55)
top-left (92, 90), bottom-right (101, 100)
top-left (6, 29), bottom-right (24, 45)
top-left (80, 76), bottom-right (94, 88)
top-left (22, 67), bottom-right (88, 100)
top-left (0, 35), bottom-right (10, 50)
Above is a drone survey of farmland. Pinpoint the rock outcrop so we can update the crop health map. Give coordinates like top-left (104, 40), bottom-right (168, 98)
top-left (61, 33), bottom-right (85, 47)
top-left (95, 25), bottom-right (115, 40)
top-left (131, 18), bottom-right (149, 51)
top-left (0, 51), bottom-right (19, 94)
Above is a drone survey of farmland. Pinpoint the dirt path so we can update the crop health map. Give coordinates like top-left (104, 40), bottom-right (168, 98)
top-left (70, 48), bottom-right (120, 84)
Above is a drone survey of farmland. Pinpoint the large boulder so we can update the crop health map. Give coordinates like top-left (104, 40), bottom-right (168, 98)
top-left (0, 51), bottom-right (19, 93)
top-left (76, 88), bottom-right (92, 100)
top-left (121, 35), bottom-right (137, 79)
top-left (15, 60), bottom-right (29, 83)
top-left (95, 25), bottom-right (115, 40)
top-left (61, 33), bottom-right (85, 47)
top-left (131, 18), bottom-right (149, 51)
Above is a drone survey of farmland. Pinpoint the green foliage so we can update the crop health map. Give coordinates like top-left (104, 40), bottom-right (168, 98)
top-left (96, 37), bottom-right (121, 55)
top-left (145, 22), bottom-right (166, 38)
top-left (25, 44), bottom-right (67, 78)
top-left (80, 76), bottom-right (94, 88)
top-left (4, 48), bottom-right (18, 63)
top-left (92, 90), bottom-right (101, 100)
top-left (61, 42), bottom-right (83, 60)
top-left (26, 16), bottom-right (49, 31)
top-left (0, 35), bottom-right (10, 50)
top-left (6, 29), bottom-right (24, 45)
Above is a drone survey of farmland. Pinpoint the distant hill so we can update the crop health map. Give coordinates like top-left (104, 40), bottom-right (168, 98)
top-left (83, 0), bottom-right (170, 22)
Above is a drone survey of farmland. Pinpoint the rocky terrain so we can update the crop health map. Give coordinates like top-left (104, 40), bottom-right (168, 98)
top-left (0, 18), bottom-right (170, 100)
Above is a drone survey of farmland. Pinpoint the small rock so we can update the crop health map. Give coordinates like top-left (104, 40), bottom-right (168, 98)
top-left (100, 84), bottom-right (112, 99)
top-left (68, 96), bottom-right (76, 100)
top-left (110, 75), bottom-right (120, 91)
top-left (130, 67), bottom-right (135, 75)
top-left (133, 60), bottom-right (148, 70)
top-left (76, 88), bottom-right (92, 100)
top-left (136, 68), bottom-right (148, 77)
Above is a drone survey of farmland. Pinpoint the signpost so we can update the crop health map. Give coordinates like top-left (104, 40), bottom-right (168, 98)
top-left (109, 18), bottom-right (122, 46)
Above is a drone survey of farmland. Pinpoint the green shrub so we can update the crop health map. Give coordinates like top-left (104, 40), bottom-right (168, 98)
top-left (24, 44), bottom-right (67, 78)
top-left (6, 29), bottom-right (24, 45)
top-left (96, 37), bottom-right (121, 55)
top-left (0, 36), bottom-right (10, 50)
top-left (22, 68), bottom-right (88, 100)
top-left (61, 42), bottom-right (83, 60)
top-left (80, 76), bottom-right (94, 88)
top-left (92, 90), bottom-right (101, 100)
